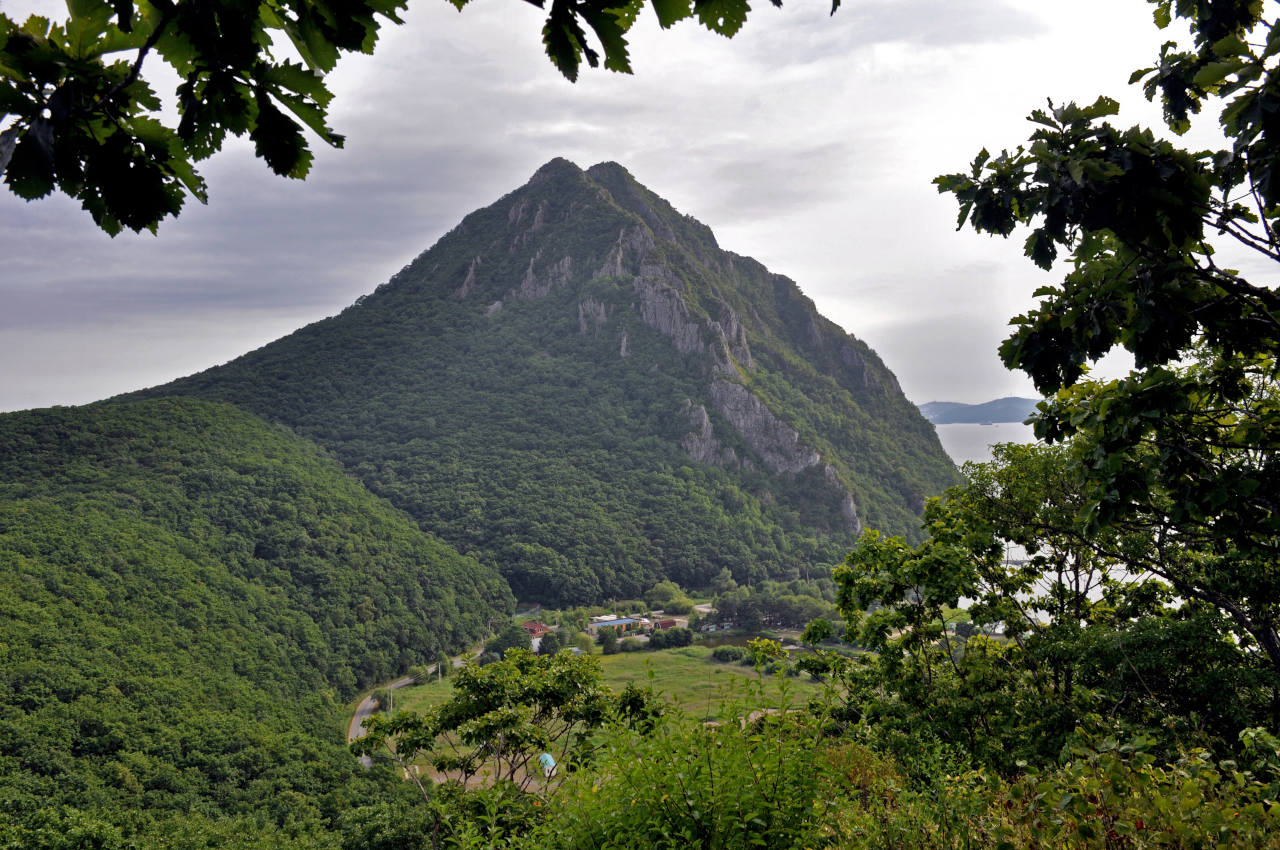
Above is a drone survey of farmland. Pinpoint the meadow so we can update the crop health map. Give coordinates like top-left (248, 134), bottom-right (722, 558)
top-left (391, 644), bottom-right (822, 719)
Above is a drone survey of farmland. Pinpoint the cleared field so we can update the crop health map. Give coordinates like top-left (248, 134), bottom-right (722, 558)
top-left (392, 645), bottom-right (820, 718)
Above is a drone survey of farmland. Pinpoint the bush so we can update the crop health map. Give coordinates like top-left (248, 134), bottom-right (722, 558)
top-left (536, 629), bottom-right (563, 656)
top-left (661, 598), bottom-right (694, 615)
top-left (794, 653), bottom-right (830, 680)
top-left (712, 645), bottom-right (747, 663)
top-left (649, 627), bottom-right (693, 650)
top-left (619, 637), bottom-right (643, 652)
top-left (527, 705), bottom-right (836, 849)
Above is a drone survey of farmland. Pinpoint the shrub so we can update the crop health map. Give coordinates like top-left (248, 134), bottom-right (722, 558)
top-left (712, 645), bottom-right (747, 663)
top-left (528, 702), bottom-right (836, 849)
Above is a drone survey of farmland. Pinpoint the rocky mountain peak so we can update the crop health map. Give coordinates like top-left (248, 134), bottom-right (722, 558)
top-left (142, 158), bottom-right (959, 603)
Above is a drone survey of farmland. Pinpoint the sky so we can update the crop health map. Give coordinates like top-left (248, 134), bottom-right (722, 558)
top-left (0, 0), bottom-right (1201, 412)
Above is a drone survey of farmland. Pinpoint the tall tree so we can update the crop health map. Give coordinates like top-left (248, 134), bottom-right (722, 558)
top-left (936, 0), bottom-right (1280, 675)
top-left (352, 649), bottom-right (615, 792)
top-left (835, 443), bottom-right (1272, 767)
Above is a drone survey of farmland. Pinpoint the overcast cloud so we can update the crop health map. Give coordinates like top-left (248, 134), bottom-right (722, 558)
top-left (1, 0), bottom-right (1181, 411)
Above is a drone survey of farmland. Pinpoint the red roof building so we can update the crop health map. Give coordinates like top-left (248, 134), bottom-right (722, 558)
top-left (521, 621), bottom-right (549, 639)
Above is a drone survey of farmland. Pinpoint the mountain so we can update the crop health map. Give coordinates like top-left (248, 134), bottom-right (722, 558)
top-left (0, 397), bottom-right (510, 839)
top-left (138, 158), bottom-right (959, 604)
top-left (919, 397), bottom-right (1041, 425)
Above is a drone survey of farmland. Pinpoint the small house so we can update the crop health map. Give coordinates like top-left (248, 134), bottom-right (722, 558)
top-left (522, 621), bottom-right (550, 639)
top-left (586, 617), bottom-right (640, 636)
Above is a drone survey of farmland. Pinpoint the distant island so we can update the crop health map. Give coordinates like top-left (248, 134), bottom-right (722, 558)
top-left (918, 397), bottom-right (1040, 425)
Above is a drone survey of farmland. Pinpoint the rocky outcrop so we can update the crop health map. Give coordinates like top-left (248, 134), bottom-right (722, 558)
top-left (634, 267), bottom-right (706, 356)
top-left (455, 256), bottom-right (482, 298)
top-left (825, 464), bottom-right (863, 534)
top-left (680, 401), bottom-right (740, 468)
top-left (685, 383), bottom-right (860, 530)
top-left (578, 297), bottom-right (608, 335)
top-left (514, 254), bottom-right (573, 300)
top-left (709, 304), bottom-right (753, 370)
top-left (597, 226), bottom-right (654, 279)
top-left (840, 342), bottom-right (900, 396)
top-left (681, 401), bottom-right (721, 466)
top-left (709, 379), bottom-right (821, 475)
top-left (509, 198), bottom-right (552, 251)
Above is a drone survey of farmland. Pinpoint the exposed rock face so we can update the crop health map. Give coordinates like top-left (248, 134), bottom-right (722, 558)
top-left (597, 226), bottom-right (654, 279)
top-left (578, 297), bottom-right (608, 335)
top-left (452, 160), bottom-right (950, 537)
top-left (456, 256), bottom-right (481, 298)
top-left (681, 401), bottom-right (722, 466)
top-left (680, 400), bottom-right (741, 469)
top-left (825, 464), bottom-right (863, 534)
top-left (634, 266), bottom-right (706, 356)
top-left (709, 379), bottom-right (822, 476)
top-left (515, 254), bottom-right (573, 300)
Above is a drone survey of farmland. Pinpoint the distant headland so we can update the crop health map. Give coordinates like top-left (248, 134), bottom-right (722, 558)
top-left (918, 397), bottom-right (1040, 425)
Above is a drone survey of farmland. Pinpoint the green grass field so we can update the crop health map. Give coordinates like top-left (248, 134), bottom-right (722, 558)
top-left (391, 645), bottom-right (821, 718)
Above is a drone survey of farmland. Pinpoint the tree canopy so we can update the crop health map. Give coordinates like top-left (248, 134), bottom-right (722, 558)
top-left (935, 0), bottom-right (1280, 672)
top-left (0, 0), bottom-right (837, 234)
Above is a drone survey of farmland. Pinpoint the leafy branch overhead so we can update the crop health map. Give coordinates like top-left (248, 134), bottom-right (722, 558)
top-left (936, 1), bottom-right (1280, 396)
top-left (0, 0), bottom-right (838, 235)
top-left (934, 0), bottom-right (1280, 685)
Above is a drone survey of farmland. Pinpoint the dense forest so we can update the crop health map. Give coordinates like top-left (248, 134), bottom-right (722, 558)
top-left (137, 158), bottom-right (957, 605)
top-left (0, 157), bottom-right (966, 848)
top-left (0, 398), bottom-right (510, 846)
top-left (8, 0), bottom-right (1280, 841)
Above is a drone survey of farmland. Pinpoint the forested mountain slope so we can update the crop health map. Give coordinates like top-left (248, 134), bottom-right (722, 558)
top-left (144, 158), bottom-right (959, 604)
top-left (0, 398), bottom-right (509, 837)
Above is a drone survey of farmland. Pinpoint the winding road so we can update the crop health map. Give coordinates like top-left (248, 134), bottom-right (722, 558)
top-left (347, 675), bottom-right (416, 767)
top-left (347, 651), bottom-right (478, 767)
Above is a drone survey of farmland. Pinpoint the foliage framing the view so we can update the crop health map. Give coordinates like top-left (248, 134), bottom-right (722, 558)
top-left (936, 0), bottom-right (1280, 676)
top-left (0, 0), bottom-right (838, 234)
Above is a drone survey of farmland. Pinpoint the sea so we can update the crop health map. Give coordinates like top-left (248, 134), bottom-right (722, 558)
top-left (933, 421), bottom-right (1038, 466)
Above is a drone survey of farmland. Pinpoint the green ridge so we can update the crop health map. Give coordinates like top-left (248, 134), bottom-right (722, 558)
top-left (0, 397), bottom-right (509, 831)
top-left (140, 158), bottom-right (959, 605)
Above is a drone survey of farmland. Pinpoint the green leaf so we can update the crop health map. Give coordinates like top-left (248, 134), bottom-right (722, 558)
top-left (251, 91), bottom-right (312, 178)
top-left (21, 15), bottom-right (51, 37)
top-left (265, 60), bottom-right (334, 107)
top-left (1192, 58), bottom-right (1247, 89)
top-left (4, 120), bottom-right (55, 199)
top-left (542, 0), bottom-right (594, 81)
top-left (63, 0), bottom-right (113, 58)
top-left (272, 90), bottom-right (344, 147)
top-left (692, 0), bottom-right (749, 37)
top-left (578, 2), bottom-right (632, 74)
top-left (650, 0), bottom-right (691, 28)
top-left (1153, 1), bottom-right (1171, 28)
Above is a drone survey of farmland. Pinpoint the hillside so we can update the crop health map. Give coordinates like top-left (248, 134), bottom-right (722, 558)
top-left (0, 398), bottom-right (510, 839)
top-left (140, 158), bottom-right (960, 604)
top-left (918, 396), bottom-right (1040, 424)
